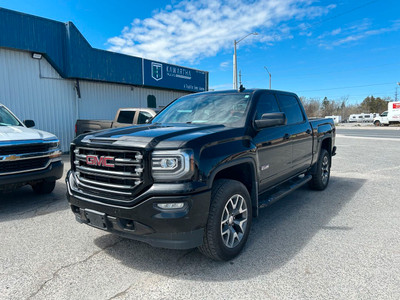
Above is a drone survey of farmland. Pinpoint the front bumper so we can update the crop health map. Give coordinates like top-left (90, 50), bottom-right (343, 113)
top-left (66, 172), bottom-right (211, 249)
top-left (0, 160), bottom-right (64, 189)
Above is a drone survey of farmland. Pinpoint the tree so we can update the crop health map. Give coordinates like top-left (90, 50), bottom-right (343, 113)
top-left (360, 96), bottom-right (388, 113)
top-left (300, 97), bottom-right (320, 117)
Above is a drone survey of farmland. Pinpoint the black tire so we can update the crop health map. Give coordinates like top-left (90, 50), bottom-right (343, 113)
top-left (374, 120), bottom-right (381, 127)
top-left (32, 181), bottom-right (56, 194)
top-left (309, 149), bottom-right (331, 191)
top-left (198, 179), bottom-right (252, 261)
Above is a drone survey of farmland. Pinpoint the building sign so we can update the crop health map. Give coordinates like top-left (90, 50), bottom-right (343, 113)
top-left (143, 59), bottom-right (208, 92)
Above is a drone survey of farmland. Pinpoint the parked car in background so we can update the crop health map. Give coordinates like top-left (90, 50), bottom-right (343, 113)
top-left (0, 103), bottom-right (63, 193)
top-left (75, 108), bottom-right (158, 136)
top-left (373, 102), bottom-right (400, 126)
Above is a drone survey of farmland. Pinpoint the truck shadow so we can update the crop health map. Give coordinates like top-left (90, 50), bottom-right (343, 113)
top-left (94, 175), bottom-right (365, 281)
top-left (0, 181), bottom-right (68, 222)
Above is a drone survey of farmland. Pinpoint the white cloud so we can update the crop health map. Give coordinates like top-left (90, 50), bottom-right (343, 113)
top-left (107, 0), bottom-right (335, 63)
top-left (319, 19), bottom-right (400, 49)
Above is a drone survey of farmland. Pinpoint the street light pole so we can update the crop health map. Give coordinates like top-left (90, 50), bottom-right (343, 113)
top-left (264, 66), bottom-right (271, 89)
top-left (233, 32), bottom-right (258, 90)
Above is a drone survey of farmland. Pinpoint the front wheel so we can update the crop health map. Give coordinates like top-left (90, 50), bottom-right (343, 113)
top-left (374, 120), bottom-right (381, 126)
top-left (199, 179), bottom-right (252, 261)
top-left (309, 149), bottom-right (331, 190)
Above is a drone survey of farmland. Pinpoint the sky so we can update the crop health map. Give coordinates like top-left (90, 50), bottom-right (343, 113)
top-left (1, 0), bottom-right (399, 104)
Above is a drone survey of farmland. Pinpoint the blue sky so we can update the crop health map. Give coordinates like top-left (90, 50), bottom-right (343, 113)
top-left (1, 0), bottom-right (399, 104)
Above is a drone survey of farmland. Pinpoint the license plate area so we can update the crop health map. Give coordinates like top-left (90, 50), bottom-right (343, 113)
top-left (84, 209), bottom-right (108, 230)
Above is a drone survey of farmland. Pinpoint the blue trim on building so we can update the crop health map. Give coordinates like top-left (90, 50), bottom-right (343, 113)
top-left (0, 8), bottom-right (208, 92)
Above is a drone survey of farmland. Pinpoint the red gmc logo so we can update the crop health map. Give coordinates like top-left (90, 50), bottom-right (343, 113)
top-left (86, 155), bottom-right (115, 167)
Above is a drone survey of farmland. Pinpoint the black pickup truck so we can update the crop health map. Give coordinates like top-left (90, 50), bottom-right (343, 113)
top-left (66, 89), bottom-right (336, 260)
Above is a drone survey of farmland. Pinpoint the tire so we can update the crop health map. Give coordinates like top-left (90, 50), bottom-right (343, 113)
top-left (309, 149), bottom-right (331, 191)
top-left (374, 120), bottom-right (381, 127)
top-left (199, 179), bottom-right (252, 261)
top-left (32, 181), bottom-right (56, 194)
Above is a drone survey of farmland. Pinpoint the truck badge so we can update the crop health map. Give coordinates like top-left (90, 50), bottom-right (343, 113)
top-left (86, 155), bottom-right (115, 168)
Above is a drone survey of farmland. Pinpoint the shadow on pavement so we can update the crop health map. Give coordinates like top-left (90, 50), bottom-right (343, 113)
top-left (94, 175), bottom-right (366, 281)
top-left (0, 180), bottom-right (68, 222)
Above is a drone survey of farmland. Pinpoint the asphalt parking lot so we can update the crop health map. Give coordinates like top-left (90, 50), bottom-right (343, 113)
top-left (1, 127), bottom-right (400, 300)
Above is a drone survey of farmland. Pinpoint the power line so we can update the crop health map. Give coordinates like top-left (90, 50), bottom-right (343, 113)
top-left (297, 82), bottom-right (396, 93)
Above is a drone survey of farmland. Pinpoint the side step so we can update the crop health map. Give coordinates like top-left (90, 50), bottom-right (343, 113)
top-left (258, 174), bottom-right (312, 209)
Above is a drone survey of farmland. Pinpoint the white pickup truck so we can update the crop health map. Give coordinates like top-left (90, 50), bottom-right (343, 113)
top-left (0, 104), bottom-right (63, 193)
top-left (373, 102), bottom-right (400, 126)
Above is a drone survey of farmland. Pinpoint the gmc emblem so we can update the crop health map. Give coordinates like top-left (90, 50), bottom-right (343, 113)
top-left (86, 155), bottom-right (115, 167)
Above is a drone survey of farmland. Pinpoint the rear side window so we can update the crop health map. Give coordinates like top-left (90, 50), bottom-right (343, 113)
top-left (277, 94), bottom-right (304, 125)
top-left (117, 111), bottom-right (135, 124)
top-left (254, 93), bottom-right (280, 120)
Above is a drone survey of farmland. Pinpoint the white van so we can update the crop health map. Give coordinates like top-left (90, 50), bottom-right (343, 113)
top-left (373, 102), bottom-right (400, 126)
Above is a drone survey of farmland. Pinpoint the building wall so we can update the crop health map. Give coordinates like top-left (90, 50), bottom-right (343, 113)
top-left (0, 48), bottom-right (188, 152)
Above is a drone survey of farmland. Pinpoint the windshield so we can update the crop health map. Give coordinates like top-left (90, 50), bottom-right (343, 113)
top-left (0, 106), bottom-right (22, 126)
top-left (152, 93), bottom-right (251, 127)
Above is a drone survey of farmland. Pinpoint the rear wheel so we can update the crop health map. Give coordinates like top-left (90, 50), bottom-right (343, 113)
top-left (309, 149), bottom-right (331, 190)
top-left (199, 179), bottom-right (252, 261)
top-left (32, 181), bottom-right (56, 194)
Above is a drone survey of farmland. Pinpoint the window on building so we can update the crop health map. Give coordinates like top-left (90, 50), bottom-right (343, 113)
top-left (137, 111), bottom-right (153, 124)
top-left (117, 110), bottom-right (135, 124)
top-left (277, 94), bottom-right (305, 125)
top-left (147, 95), bottom-right (157, 108)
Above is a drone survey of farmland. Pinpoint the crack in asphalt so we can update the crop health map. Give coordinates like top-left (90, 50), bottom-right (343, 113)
top-left (27, 238), bottom-right (123, 299)
top-left (106, 249), bottom-right (196, 299)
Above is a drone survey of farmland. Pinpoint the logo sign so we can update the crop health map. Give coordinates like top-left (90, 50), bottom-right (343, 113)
top-left (151, 62), bottom-right (163, 81)
top-left (393, 102), bottom-right (400, 109)
top-left (86, 155), bottom-right (115, 168)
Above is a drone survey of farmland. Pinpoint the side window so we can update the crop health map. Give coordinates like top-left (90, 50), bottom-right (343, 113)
top-left (137, 111), bottom-right (153, 124)
top-left (255, 93), bottom-right (280, 120)
top-left (277, 94), bottom-right (304, 125)
top-left (117, 110), bottom-right (135, 124)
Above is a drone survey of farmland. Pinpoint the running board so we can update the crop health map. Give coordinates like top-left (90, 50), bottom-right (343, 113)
top-left (258, 175), bottom-right (312, 209)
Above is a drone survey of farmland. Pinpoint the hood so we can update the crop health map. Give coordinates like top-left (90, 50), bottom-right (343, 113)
top-left (76, 123), bottom-right (245, 150)
top-left (0, 125), bottom-right (57, 143)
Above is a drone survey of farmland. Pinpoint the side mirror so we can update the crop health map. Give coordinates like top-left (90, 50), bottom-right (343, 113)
top-left (254, 112), bottom-right (286, 129)
top-left (24, 120), bottom-right (35, 128)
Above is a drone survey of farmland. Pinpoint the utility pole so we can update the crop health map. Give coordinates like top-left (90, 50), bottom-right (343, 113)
top-left (396, 82), bottom-right (400, 101)
top-left (264, 66), bottom-right (271, 89)
top-left (233, 32), bottom-right (258, 90)
top-left (239, 70), bottom-right (242, 87)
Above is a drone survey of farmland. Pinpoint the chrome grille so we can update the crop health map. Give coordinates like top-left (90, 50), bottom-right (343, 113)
top-left (73, 147), bottom-right (144, 201)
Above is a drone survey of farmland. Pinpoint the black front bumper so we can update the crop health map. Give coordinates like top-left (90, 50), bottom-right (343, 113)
top-left (66, 172), bottom-right (211, 250)
top-left (0, 160), bottom-right (64, 188)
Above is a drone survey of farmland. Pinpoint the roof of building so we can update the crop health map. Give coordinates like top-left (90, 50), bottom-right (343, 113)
top-left (0, 8), bottom-right (208, 92)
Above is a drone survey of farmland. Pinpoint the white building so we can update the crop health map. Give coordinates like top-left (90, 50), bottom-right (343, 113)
top-left (0, 8), bottom-right (208, 151)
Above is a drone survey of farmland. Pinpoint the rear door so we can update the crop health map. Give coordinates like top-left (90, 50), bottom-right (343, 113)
top-left (276, 93), bottom-right (313, 175)
top-left (253, 92), bottom-right (292, 192)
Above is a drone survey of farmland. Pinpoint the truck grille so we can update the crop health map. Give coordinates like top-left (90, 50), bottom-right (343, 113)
top-left (73, 147), bottom-right (145, 203)
top-left (0, 143), bottom-right (52, 156)
top-left (0, 157), bottom-right (50, 174)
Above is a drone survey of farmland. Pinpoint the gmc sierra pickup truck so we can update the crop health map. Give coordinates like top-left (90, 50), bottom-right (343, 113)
top-left (66, 89), bottom-right (336, 260)
top-left (75, 108), bottom-right (158, 136)
top-left (0, 104), bottom-right (63, 194)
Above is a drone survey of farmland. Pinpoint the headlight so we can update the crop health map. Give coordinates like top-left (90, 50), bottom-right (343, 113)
top-left (152, 150), bottom-right (194, 180)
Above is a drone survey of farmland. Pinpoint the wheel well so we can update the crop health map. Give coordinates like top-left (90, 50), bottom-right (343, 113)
top-left (213, 163), bottom-right (257, 214)
top-left (321, 138), bottom-right (332, 155)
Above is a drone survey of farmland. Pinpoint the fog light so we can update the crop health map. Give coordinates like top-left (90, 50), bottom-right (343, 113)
top-left (156, 202), bottom-right (185, 209)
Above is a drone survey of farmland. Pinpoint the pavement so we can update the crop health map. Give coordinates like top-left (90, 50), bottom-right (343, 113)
top-left (1, 129), bottom-right (400, 300)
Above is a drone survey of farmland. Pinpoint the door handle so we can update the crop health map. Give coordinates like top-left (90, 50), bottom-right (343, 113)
top-left (283, 133), bottom-right (290, 140)
top-left (306, 129), bottom-right (312, 134)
